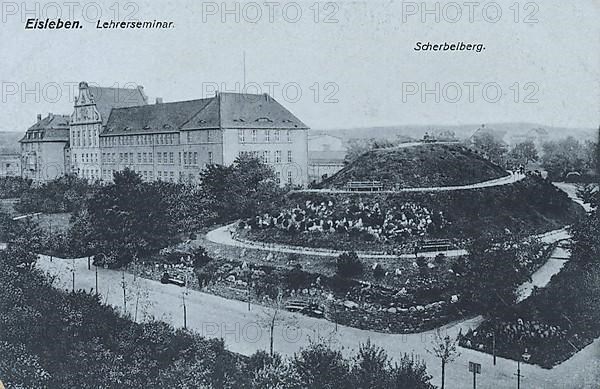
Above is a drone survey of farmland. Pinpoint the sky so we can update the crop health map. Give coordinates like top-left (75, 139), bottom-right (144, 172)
top-left (0, 0), bottom-right (598, 132)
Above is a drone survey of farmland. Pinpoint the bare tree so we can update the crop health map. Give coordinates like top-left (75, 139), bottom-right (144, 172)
top-left (258, 291), bottom-right (297, 355)
top-left (427, 329), bottom-right (461, 389)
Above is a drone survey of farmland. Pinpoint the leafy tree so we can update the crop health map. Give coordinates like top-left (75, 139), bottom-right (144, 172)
top-left (85, 169), bottom-right (176, 268)
top-left (461, 236), bottom-right (522, 314)
top-left (471, 131), bottom-right (508, 165)
top-left (199, 155), bottom-right (283, 222)
top-left (508, 140), bottom-right (539, 165)
top-left (426, 330), bottom-right (461, 389)
top-left (336, 251), bottom-right (363, 277)
top-left (352, 340), bottom-right (390, 389)
top-left (292, 341), bottom-right (351, 388)
top-left (541, 137), bottom-right (586, 179)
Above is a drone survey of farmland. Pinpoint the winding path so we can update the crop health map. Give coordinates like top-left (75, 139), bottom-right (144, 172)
top-left (294, 172), bottom-right (525, 194)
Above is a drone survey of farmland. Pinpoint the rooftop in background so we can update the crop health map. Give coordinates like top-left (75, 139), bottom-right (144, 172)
top-left (20, 114), bottom-right (70, 143)
top-left (102, 92), bottom-right (308, 136)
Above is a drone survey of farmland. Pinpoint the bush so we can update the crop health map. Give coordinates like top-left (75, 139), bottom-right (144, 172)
top-left (287, 263), bottom-right (309, 290)
top-left (434, 253), bottom-right (446, 264)
top-left (373, 263), bottom-right (385, 279)
top-left (192, 246), bottom-right (212, 268)
top-left (337, 251), bottom-right (363, 278)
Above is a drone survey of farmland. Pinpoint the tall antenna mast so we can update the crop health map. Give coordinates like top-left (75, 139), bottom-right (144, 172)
top-left (243, 51), bottom-right (246, 91)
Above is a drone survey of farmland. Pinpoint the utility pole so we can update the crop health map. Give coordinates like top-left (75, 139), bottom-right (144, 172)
top-left (95, 265), bottom-right (98, 296)
top-left (516, 360), bottom-right (522, 389)
top-left (121, 270), bottom-right (127, 313)
top-left (493, 332), bottom-right (496, 365)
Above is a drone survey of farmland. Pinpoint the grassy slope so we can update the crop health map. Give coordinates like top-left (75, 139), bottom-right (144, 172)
top-left (321, 143), bottom-right (508, 189)
top-left (246, 176), bottom-right (583, 250)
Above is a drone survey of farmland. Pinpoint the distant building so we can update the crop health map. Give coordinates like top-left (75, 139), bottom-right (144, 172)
top-left (308, 134), bottom-right (347, 183)
top-left (510, 127), bottom-right (549, 150)
top-left (99, 92), bottom-right (309, 186)
top-left (0, 154), bottom-right (20, 177)
top-left (19, 113), bottom-right (71, 182)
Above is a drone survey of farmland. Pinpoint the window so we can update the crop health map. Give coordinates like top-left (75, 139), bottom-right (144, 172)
top-left (262, 151), bottom-right (269, 164)
top-left (183, 152), bottom-right (188, 165)
top-left (252, 130), bottom-right (257, 142)
top-left (149, 153), bottom-right (153, 163)
top-left (158, 171), bottom-right (162, 179)
top-left (169, 152), bottom-right (174, 164)
top-left (157, 153), bottom-right (162, 164)
top-left (143, 152), bottom-right (147, 163)
top-left (187, 132), bottom-right (192, 143)
top-left (137, 153), bottom-right (142, 163)
top-left (238, 129), bottom-right (245, 143)
top-left (265, 130), bottom-right (270, 142)
top-left (129, 153), bottom-right (134, 163)
top-left (287, 130), bottom-right (292, 142)
top-left (287, 150), bottom-right (293, 163)
top-left (193, 152), bottom-right (198, 165)
top-left (207, 130), bottom-right (214, 142)
top-left (149, 171), bottom-right (154, 180)
top-left (170, 172), bottom-right (175, 182)
top-left (275, 171), bottom-right (281, 185)
top-left (124, 153), bottom-right (129, 164)
top-left (274, 130), bottom-right (280, 142)
top-left (275, 150), bottom-right (281, 163)
top-left (178, 152), bottom-right (182, 165)
top-left (287, 171), bottom-right (292, 185)
top-left (208, 151), bottom-right (214, 164)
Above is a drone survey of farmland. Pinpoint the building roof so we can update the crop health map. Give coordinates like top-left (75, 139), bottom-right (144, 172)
top-left (102, 92), bottom-right (308, 136)
top-left (20, 114), bottom-right (70, 143)
top-left (87, 86), bottom-right (148, 125)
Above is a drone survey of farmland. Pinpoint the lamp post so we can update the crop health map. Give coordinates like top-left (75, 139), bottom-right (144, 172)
top-left (515, 348), bottom-right (531, 389)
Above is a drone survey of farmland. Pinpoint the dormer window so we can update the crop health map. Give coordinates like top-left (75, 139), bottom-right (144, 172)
top-left (255, 117), bottom-right (273, 123)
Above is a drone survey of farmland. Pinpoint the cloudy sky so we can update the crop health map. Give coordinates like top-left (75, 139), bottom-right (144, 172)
top-left (0, 0), bottom-right (598, 131)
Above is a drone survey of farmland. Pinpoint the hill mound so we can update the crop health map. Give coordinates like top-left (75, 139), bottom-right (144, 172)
top-left (242, 176), bottom-right (583, 252)
top-left (321, 143), bottom-right (508, 189)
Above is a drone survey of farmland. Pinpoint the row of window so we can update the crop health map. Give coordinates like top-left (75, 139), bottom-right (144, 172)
top-left (100, 168), bottom-right (197, 183)
top-left (99, 133), bottom-right (178, 147)
top-left (239, 150), bottom-right (293, 164)
top-left (238, 129), bottom-right (293, 144)
top-left (97, 151), bottom-right (215, 166)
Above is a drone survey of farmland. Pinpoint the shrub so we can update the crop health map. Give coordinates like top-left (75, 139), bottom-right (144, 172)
top-left (434, 253), bottom-right (446, 264)
top-left (373, 263), bottom-right (385, 279)
top-left (192, 246), bottom-right (212, 268)
top-left (287, 264), bottom-right (309, 290)
top-left (337, 251), bottom-right (363, 278)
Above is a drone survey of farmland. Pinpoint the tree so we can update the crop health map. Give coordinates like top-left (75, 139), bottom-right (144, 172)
top-left (508, 140), bottom-right (538, 166)
top-left (427, 330), bottom-right (461, 389)
top-left (199, 155), bottom-right (284, 222)
top-left (352, 340), bottom-right (391, 389)
top-left (84, 169), bottom-right (177, 268)
top-left (471, 131), bottom-right (508, 165)
top-left (541, 137), bottom-right (586, 179)
top-left (461, 236), bottom-right (522, 313)
top-left (336, 251), bottom-right (363, 277)
top-left (292, 341), bottom-right (351, 388)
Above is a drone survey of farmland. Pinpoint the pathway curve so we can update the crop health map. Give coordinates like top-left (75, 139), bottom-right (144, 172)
top-left (294, 172), bottom-right (525, 195)
top-left (206, 224), bottom-right (569, 259)
top-left (37, 245), bottom-right (598, 389)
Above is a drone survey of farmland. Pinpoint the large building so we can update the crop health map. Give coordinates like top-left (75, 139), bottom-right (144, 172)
top-left (17, 82), bottom-right (309, 186)
top-left (99, 92), bottom-right (309, 186)
top-left (19, 113), bottom-right (71, 182)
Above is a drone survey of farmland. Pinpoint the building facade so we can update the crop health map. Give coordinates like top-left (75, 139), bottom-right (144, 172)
top-left (18, 82), bottom-right (309, 187)
top-left (19, 113), bottom-right (71, 182)
top-left (99, 92), bottom-right (309, 186)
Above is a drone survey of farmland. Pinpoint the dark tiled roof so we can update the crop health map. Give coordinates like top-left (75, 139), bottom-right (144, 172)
top-left (88, 86), bottom-right (148, 125)
top-left (218, 92), bottom-right (308, 129)
top-left (20, 114), bottom-right (70, 142)
top-left (102, 93), bottom-right (308, 136)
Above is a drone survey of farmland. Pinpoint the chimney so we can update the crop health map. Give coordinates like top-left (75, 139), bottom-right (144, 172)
top-left (37, 114), bottom-right (41, 122)
top-left (155, 97), bottom-right (163, 104)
